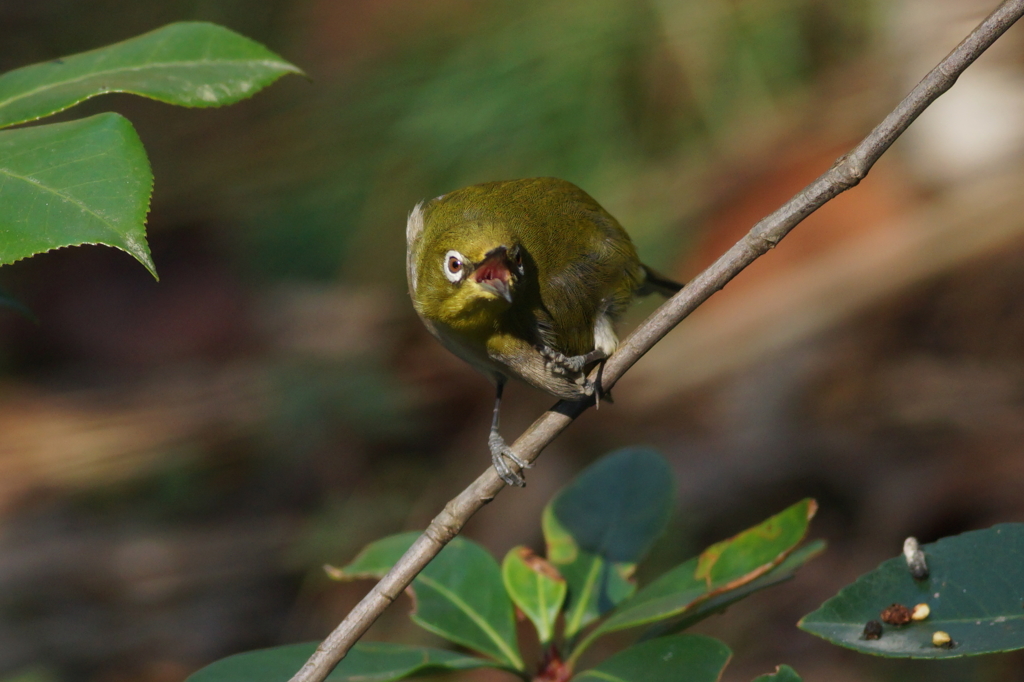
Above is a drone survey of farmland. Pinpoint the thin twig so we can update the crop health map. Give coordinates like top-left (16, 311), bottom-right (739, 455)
top-left (289, 2), bottom-right (1024, 680)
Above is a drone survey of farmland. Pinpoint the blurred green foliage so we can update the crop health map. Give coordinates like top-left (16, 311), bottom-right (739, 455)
top-left (0, 0), bottom-right (871, 284)
top-left (230, 0), bottom-right (870, 282)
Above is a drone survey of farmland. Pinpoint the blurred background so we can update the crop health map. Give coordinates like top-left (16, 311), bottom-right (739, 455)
top-left (2, 0), bottom-right (1024, 680)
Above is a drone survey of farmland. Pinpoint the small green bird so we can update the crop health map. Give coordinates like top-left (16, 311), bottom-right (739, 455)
top-left (406, 177), bottom-right (681, 486)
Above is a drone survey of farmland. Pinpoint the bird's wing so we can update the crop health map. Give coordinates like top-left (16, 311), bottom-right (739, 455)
top-left (525, 183), bottom-right (641, 356)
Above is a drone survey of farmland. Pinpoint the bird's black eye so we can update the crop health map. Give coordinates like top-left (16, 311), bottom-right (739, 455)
top-left (448, 255), bottom-right (462, 273)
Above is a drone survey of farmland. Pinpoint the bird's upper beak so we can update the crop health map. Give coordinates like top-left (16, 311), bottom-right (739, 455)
top-left (472, 246), bottom-right (514, 303)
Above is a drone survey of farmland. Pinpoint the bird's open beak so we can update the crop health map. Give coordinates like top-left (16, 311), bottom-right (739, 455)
top-left (472, 246), bottom-right (514, 303)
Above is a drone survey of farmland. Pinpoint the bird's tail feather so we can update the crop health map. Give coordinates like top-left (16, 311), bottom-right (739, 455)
top-left (639, 264), bottom-right (684, 297)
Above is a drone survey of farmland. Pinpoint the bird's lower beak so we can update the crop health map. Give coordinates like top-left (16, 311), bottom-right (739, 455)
top-left (473, 247), bottom-right (514, 303)
top-left (478, 278), bottom-right (512, 303)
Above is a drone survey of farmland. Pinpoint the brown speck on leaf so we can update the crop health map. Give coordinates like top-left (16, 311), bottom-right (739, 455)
top-left (863, 620), bottom-right (883, 640)
top-left (517, 546), bottom-right (564, 582)
top-left (881, 603), bottom-right (913, 625)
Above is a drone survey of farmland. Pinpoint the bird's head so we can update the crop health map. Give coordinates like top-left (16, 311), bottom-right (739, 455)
top-left (407, 197), bottom-right (527, 330)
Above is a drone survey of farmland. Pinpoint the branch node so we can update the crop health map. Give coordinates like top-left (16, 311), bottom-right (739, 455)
top-left (831, 151), bottom-right (865, 189)
top-left (379, 587), bottom-right (401, 603)
top-left (425, 519), bottom-right (458, 545)
top-left (743, 227), bottom-right (780, 254)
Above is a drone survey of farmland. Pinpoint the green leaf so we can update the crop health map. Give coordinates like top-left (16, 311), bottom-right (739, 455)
top-left (331, 532), bottom-right (522, 670)
top-left (0, 113), bottom-right (156, 277)
top-left (184, 641), bottom-right (493, 682)
top-left (800, 523), bottom-right (1024, 658)
top-left (576, 499), bottom-right (816, 651)
top-left (327, 531), bottom-right (421, 580)
top-left (644, 540), bottom-right (826, 638)
top-left (751, 664), bottom-right (803, 682)
top-left (410, 537), bottom-right (523, 670)
top-left (0, 22), bottom-right (303, 129)
top-left (571, 634), bottom-right (731, 682)
top-left (544, 447), bottom-right (674, 639)
top-left (501, 546), bottom-right (567, 646)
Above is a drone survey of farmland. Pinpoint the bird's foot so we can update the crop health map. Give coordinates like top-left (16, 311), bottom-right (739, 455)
top-left (539, 347), bottom-right (607, 391)
top-left (539, 347), bottom-right (588, 377)
top-left (489, 431), bottom-right (531, 487)
top-left (539, 347), bottom-right (610, 397)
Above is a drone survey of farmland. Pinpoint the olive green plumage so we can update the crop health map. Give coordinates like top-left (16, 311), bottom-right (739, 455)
top-left (406, 177), bottom-right (680, 485)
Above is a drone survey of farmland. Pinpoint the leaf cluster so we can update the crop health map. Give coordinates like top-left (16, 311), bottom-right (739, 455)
top-left (0, 21), bottom-right (303, 284)
top-left (189, 448), bottom-right (821, 681)
top-left (188, 445), bottom-right (1024, 681)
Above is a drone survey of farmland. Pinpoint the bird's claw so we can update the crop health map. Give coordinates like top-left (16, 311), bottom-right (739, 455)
top-left (489, 432), bottom-right (531, 487)
top-left (539, 347), bottom-right (588, 382)
top-left (539, 347), bottom-right (586, 374)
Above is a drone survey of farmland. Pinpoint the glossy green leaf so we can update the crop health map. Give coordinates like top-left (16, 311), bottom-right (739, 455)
top-left (410, 537), bottom-right (523, 670)
top-left (185, 641), bottom-right (493, 682)
top-left (575, 498), bottom-right (816, 652)
top-left (501, 546), bottom-right (567, 646)
top-left (332, 533), bottom-right (522, 670)
top-left (751, 664), bottom-right (802, 682)
top-left (544, 447), bottom-right (674, 639)
top-left (328, 531), bottom-right (420, 580)
top-left (645, 540), bottom-right (826, 639)
top-left (0, 22), bottom-right (303, 129)
top-left (0, 114), bottom-right (156, 276)
top-left (800, 523), bottom-right (1024, 658)
top-left (572, 634), bottom-right (731, 682)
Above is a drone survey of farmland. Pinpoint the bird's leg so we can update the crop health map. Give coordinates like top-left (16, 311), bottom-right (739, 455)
top-left (488, 379), bottom-right (531, 487)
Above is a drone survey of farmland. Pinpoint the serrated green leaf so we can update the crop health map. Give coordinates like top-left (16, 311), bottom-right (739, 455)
top-left (572, 499), bottom-right (816, 658)
top-left (751, 664), bottom-right (802, 682)
top-left (0, 22), bottom-right (303, 129)
top-left (799, 523), bottom-right (1024, 658)
top-left (184, 641), bottom-right (494, 682)
top-left (544, 447), bottom-right (674, 640)
top-left (331, 533), bottom-right (522, 670)
top-left (571, 634), bottom-right (731, 682)
top-left (501, 546), bottom-right (566, 646)
top-left (0, 114), bottom-right (156, 277)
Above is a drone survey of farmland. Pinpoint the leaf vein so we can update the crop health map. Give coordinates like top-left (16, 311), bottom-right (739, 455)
top-left (0, 167), bottom-right (124, 237)
top-left (415, 575), bottom-right (522, 669)
top-left (0, 59), bottom-right (295, 112)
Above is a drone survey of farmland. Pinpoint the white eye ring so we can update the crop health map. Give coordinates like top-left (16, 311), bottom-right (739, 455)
top-left (443, 250), bottom-right (466, 283)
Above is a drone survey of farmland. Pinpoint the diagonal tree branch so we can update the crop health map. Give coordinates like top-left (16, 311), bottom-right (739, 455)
top-left (289, 2), bottom-right (1024, 680)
